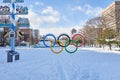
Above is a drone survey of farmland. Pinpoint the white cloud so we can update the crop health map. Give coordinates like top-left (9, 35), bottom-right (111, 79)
top-left (29, 5), bottom-right (33, 10)
top-left (72, 6), bottom-right (82, 11)
top-left (41, 16), bottom-right (60, 23)
top-left (35, 1), bottom-right (44, 6)
top-left (27, 10), bottom-right (42, 29)
top-left (28, 2), bottom-right (44, 10)
top-left (35, 1), bottom-right (40, 5)
top-left (72, 4), bottom-right (103, 17)
top-left (27, 9), bottom-right (81, 35)
top-left (62, 16), bottom-right (69, 22)
top-left (84, 4), bottom-right (103, 16)
top-left (41, 6), bottom-right (60, 16)
top-left (41, 6), bottom-right (60, 23)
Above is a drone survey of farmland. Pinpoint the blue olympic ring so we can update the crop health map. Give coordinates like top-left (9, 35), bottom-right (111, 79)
top-left (43, 34), bottom-right (56, 47)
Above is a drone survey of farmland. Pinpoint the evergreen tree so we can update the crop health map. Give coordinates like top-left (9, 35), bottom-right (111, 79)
top-left (98, 28), bottom-right (116, 50)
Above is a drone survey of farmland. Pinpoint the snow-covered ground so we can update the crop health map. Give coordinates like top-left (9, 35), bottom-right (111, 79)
top-left (0, 47), bottom-right (120, 80)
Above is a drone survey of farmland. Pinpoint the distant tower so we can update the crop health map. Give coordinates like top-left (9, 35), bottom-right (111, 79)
top-left (33, 29), bottom-right (39, 39)
top-left (71, 28), bottom-right (77, 34)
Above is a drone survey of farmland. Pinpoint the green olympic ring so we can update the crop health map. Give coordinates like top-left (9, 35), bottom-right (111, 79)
top-left (64, 40), bottom-right (78, 54)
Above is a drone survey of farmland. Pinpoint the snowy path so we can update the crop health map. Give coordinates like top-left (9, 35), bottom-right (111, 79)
top-left (0, 48), bottom-right (120, 80)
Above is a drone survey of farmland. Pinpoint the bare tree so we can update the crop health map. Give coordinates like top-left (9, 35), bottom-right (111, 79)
top-left (79, 16), bottom-right (104, 47)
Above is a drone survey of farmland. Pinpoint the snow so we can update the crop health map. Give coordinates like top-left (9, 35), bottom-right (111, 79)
top-left (0, 47), bottom-right (120, 80)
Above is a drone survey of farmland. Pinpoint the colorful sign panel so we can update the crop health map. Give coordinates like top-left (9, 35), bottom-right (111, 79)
top-left (3, 0), bottom-right (24, 3)
top-left (16, 18), bottom-right (30, 27)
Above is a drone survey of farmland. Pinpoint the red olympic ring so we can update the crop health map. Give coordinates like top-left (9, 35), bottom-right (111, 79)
top-left (72, 33), bottom-right (85, 47)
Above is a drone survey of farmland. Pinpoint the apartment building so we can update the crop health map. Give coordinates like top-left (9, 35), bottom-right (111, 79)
top-left (102, 1), bottom-right (120, 33)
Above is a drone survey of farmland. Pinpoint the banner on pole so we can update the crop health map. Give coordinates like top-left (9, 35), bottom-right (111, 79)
top-left (0, 6), bottom-right (11, 15)
top-left (0, 16), bottom-right (11, 27)
top-left (15, 6), bottom-right (28, 15)
top-left (3, 0), bottom-right (24, 3)
top-left (16, 18), bottom-right (30, 27)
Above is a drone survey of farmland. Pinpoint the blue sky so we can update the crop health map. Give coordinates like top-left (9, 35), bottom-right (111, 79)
top-left (0, 0), bottom-right (116, 35)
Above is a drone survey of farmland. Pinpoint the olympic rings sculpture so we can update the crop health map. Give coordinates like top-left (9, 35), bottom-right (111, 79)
top-left (42, 33), bottom-right (85, 54)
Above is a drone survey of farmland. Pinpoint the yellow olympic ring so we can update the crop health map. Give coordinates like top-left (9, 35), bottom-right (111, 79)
top-left (50, 40), bottom-right (64, 54)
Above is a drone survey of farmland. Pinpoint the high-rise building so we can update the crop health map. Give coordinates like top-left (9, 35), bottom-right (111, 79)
top-left (33, 29), bottom-right (39, 39)
top-left (102, 1), bottom-right (120, 33)
top-left (71, 28), bottom-right (77, 35)
top-left (32, 29), bottom-right (39, 44)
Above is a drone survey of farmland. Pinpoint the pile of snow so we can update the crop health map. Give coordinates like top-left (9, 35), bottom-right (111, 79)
top-left (0, 47), bottom-right (120, 80)
top-left (80, 47), bottom-right (120, 54)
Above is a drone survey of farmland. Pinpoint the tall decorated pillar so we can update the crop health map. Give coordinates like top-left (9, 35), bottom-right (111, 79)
top-left (1, 0), bottom-right (29, 62)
